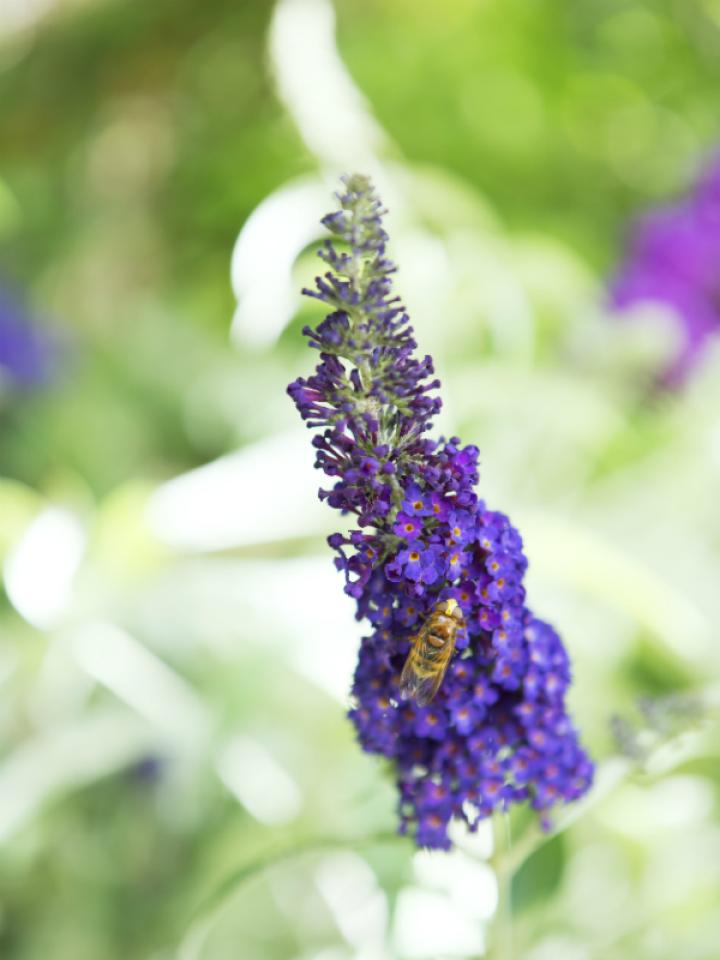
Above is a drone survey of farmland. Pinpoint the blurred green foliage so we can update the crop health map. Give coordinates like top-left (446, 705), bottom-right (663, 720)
top-left (1, 1), bottom-right (720, 959)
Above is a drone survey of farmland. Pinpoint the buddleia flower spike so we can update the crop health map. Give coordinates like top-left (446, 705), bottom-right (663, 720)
top-left (288, 175), bottom-right (593, 850)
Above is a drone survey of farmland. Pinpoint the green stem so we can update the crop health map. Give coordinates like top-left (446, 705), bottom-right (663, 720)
top-left (487, 813), bottom-right (515, 960)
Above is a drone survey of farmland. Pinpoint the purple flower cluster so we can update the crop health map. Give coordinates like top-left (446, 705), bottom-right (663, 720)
top-left (289, 175), bottom-right (593, 849)
top-left (0, 288), bottom-right (53, 388)
top-left (610, 152), bottom-right (720, 385)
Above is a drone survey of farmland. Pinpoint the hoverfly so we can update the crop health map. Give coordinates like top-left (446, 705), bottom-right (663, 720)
top-left (399, 598), bottom-right (465, 707)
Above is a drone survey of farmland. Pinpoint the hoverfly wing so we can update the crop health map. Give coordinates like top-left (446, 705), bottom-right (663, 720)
top-left (399, 655), bottom-right (445, 707)
top-left (412, 671), bottom-right (445, 708)
top-left (399, 654), bottom-right (422, 702)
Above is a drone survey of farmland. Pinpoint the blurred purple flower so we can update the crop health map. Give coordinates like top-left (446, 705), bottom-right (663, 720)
top-left (0, 287), bottom-right (53, 387)
top-left (610, 153), bottom-right (720, 385)
top-left (288, 175), bottom-right (593, 849)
